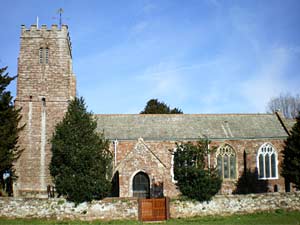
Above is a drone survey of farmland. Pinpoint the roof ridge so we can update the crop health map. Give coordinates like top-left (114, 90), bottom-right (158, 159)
top-left (94, 113), bottom-right (275, 116)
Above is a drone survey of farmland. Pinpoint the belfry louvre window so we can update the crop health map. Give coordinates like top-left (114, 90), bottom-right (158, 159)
top-left (39, 48), bottom-right (43, 63)
top-left (216, 144), bottom-right (237, 179)
top-left (45, 48), bottom-right (49, 64)
top-left (257, 143), bottom-right (278, 179)
top-left (39, 48), bottom-right (49, 64)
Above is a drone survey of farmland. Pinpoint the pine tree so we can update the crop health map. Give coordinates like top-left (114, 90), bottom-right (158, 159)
top-left (173, 140), bottom-right (222, 201)
top-left (282, 113), bottom-right (300, 189)
top-left (50, 97), bottom-right (112, 203)
top-left (0, 66), bottom-right (23, 196)
top-left (140, 99), bottom-right (183, 114)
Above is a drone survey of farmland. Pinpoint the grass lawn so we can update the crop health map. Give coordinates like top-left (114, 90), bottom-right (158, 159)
top-left (0, 210), bottom-right (300, 225)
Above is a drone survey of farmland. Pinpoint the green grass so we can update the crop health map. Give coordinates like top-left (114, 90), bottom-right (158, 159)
top-left (0, 210), bottom-right (300, 225)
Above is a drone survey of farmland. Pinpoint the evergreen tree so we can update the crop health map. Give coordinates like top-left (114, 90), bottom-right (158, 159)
top-left (282, 113), bottom-right (300, 189)
top-left (173, 140), bottom-right (222, 201)
top-left (50, 97), bottom-right (112, 203)
top-left (140, 99), bottom-right (183, 114)
top-left (0, 66), bottom-right (23, 196)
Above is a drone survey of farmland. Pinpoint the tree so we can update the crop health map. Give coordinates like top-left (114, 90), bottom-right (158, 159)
top-left (140, 99), bottom-right (183, 114)
top-left (281, 113), bottom-right (300, 189)
top-left (0, 66), bottom-right (23, 196)
top-left (50, 97), bottom-right (112, 204)
top-left (173, 140), bottom-right (222, 201)
top-left (267, 93), bottom-right (300, 119)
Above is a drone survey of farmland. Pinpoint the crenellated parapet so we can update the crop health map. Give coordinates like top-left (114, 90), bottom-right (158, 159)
top-left (20, 24), bottom-right (72, 57)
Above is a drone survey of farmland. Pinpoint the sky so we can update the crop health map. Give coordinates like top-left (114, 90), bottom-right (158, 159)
top-left (0, 0), bottom-right (299, 114)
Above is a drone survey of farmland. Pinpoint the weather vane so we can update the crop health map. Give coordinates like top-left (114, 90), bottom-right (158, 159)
top-left (52, 8), bottom-right (64, 28)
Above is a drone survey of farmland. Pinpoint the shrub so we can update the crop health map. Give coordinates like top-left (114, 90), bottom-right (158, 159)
top-left (174, 140), bottom-right (222, 202)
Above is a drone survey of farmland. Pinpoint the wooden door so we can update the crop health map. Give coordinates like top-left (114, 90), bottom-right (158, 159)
top-left (139, 198), bottom-right (169, 221)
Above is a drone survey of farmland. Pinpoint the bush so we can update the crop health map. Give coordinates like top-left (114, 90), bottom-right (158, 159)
top-left (177, 167), bottom-right (221, 201)
top-left (174, 140), bottom-right (222, 202)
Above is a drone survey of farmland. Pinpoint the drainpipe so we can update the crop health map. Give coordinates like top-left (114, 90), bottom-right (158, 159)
top-left (208, 143), bottom-right (211, 169)
top-left (113, 139), bottom-right (118, 167)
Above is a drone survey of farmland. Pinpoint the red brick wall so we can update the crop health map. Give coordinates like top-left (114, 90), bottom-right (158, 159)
top-left (111, 138), bottom-right (286, 197)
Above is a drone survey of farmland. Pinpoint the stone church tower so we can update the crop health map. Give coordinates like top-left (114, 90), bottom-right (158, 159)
top-left (14, 24), bottom-right (76, 197)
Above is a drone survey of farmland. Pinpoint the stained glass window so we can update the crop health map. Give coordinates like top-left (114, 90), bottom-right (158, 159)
top-left (216, 144), bottom-right (237, 180)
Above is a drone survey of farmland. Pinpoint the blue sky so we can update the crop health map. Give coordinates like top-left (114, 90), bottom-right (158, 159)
top-left (1, 0), bottom-right (299, 114)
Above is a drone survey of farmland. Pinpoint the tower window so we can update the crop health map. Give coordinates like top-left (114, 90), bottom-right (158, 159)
top-left (39, 48), bottom-right (43, 64)
top-left (45, 48), bottom-right (49, 64)
top-left (42, 97), bottom-right (46, 106)
top-left (39, 48), bottom-right (49, 64)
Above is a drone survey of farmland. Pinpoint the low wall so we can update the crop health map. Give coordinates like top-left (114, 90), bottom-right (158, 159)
top-left (0, 192), bottom-right (299, 220)
top-left (171, 192), bottom-right (300, 218)
top-left (0, 198), bottom-right (138, 220)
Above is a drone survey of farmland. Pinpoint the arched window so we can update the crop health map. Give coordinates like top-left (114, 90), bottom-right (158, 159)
top-left (39, 48), bottom-right (49, 64)
top-left (257, 143), bottom-right (278, 179)
top-left (170, 148), bottom-right (177, 183)
top-left (39, 48), bottom-right (43, 64)
top-left (132, 172), bottom-right (150, 198)
top-left (216, 144), bottom-right (237, 179)
top-left (45, 48), bottom-right (49, 64)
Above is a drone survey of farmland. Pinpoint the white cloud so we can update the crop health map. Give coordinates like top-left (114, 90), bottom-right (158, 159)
top-left (136, 62), bottom-right (190, 102)
top-left (142, 2), bottom-right (156, 14)
top-left (131, 21), bottom-right (148, 35)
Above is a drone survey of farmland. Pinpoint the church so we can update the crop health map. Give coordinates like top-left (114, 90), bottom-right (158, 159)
top-left (13, 24), bottom-right (294, 198)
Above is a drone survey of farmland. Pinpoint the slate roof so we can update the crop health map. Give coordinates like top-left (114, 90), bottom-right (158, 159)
top-left (95, 114), bottom-right (289, 141)
top-left (282, 118), bottom-right (296, 133)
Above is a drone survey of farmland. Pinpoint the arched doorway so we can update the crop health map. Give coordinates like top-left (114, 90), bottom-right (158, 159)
top-left (132, 172), bottom-right (150, 198)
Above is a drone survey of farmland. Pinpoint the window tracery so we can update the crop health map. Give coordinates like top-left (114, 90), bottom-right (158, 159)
top-left (257, 143), bottom-right (278, 179)
top-left (216, 144), bottom-right (237, 179)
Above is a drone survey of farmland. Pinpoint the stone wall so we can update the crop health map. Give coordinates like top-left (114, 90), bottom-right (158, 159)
top-left (0, 192), bottom-right (299, 220)
top-left (0, 197), bottom-right (138, 221)
top-left (171, 192), bottom-right (300, 218)
top-left (14, 24), bottom-right (76, 197)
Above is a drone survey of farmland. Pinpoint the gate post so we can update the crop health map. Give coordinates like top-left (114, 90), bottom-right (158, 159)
top-left (138, 198), bottom-right (142, 221)
top-left (165, 197), bottom-right (170, 220)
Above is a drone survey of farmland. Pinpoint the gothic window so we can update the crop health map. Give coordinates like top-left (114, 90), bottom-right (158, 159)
top-left (170, 148), bottom-right (177, 183)
top-left (39, 48), bottom-right (43, 64)
top-left (45, 48), bottom-right (49, 64)
top-left (257, 143), bottom-right (278, 179)
top-left (132, 172), bottom-right (150, 198)
top-left (39, 48), bottom-right (49, 64)
top-left (216, 144), bottom-right (237, 179)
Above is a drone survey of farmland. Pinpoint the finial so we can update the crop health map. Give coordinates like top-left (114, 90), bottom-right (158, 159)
top-left (36, 16), bottom-right (39, 28)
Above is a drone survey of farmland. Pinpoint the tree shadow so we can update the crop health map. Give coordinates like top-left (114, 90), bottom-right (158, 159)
top-left (233, 168), bottom-right (269, 194)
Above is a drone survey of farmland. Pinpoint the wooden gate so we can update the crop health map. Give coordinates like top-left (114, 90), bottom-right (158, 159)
top-left (138, 197), bottom-right (169, 221)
